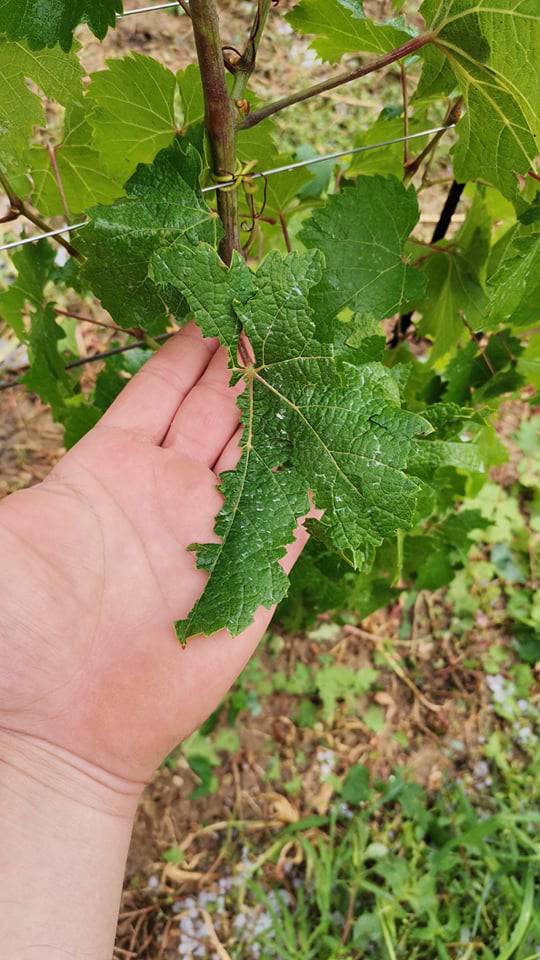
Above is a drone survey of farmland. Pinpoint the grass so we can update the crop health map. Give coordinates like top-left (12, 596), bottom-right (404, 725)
top-left (170, 762), bottom-right (540, 959)
top-left (140, 405), bottom-right (539, 960)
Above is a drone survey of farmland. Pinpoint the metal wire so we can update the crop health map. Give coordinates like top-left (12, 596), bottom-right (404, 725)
top-left (116, 2), bottom-right (181, 17)
top-left (201, 125), bottom-right (456, 193)
top-left (0, 221), bottom-right (89, 253)
top-left (0, 333), bottom-right (174, 392)
top-left (0, 124), bottom-right (455, 256)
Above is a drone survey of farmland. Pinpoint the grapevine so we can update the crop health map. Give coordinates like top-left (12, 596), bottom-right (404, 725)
top-left (0, 0), bottom-right (538, 640)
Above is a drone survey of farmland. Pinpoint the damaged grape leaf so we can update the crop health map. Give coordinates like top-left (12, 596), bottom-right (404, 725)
top-left (151, 244), bottom-right (432, 641)
top-left (78, 139), bottom-right (221, 334)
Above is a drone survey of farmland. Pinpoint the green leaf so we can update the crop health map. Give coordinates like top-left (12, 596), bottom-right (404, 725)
top-left (0, 240), bottom-right (56, 340)
top-left (28, 104), bottom-right (123, 216)
top-left (0, 0), bottom-right (122, 51)
top-left (484, 220), bottom-right (540, 329)
top-left (348, 108), bottom-right (430, 179)
top-left (151, 245), bottom-right (432, 641)
top-left (23, 303), bottom-right (71, 416)
top-left (0, 38), bottom-right (83, 175)
top-left (148, 244), bottom-right (252, 359)
top-left (316, 664), bottom-right (378, 723)
top-left (87, 54), bottom-right (178, 184)
top-left (341, 763), bottom-right (371, 803)
top-left (300, 175), bottom-right (425, 335)
top-left (286, 0), bottom-right (411, 64)
top-left (410, 438), bottom-right (484, 474)
top-left (78, 139), bottom-right (220, 334)
top-left (414, 191), bottom-right (492, 364)
top-left (517, 335), bottom-right (540, 389)
top-left (418, 0), bottom-right (540, 200)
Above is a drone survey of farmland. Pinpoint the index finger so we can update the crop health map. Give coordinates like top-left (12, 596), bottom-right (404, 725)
top-left (98, 322), bottom-right (219, 444)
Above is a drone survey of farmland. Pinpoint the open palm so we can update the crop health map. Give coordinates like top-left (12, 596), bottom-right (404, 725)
top-left (0, 323), bottom-right (309, 784)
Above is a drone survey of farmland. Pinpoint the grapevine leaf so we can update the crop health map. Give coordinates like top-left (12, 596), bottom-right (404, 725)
top-left (442, 333), bottom-right (522, 405)
top-left (348, 107), bottom-right (430, 179)
top-left (484, 219), bottom-right (540, 329)
top-left (0, 240), bottom-right (56, 340)
top-left (517, 336), bottom-right (540, 389)
top-left (286, 0), bottom-right (411, 64)
top-left (87, 55), bottom-right (177, 184)
top-left (409, 190), bottom-right (491, 366)
top-left (23, 303), bottom-right (71, 415)
top-left (419, 0), bottom-right (540, 200)
top-left (0, 0), bottom-right (122, 51)
top-left (148, 244), bottom-right (253, 358)
top-left (299, 175), bottom-right (425, 336)
top-left (78, 139), bottom-right (221, 334)
top-left (0, 38), bottom-right (83, 175)
top-left (409, 438), bottom-right (484, 474)
top-left (151, 246), bottom-right (432, 641)
top-left (28, 105), bottom-right (122, 216)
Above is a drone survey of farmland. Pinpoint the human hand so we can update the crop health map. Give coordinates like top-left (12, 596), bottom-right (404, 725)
top-left (0, 323), bottom-right (310, 789)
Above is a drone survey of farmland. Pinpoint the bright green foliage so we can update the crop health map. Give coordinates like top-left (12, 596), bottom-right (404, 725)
top-left (416, 192), bottom-right (491, 365)
top-left (300, 176), bottom-right (424, 333)
top-left (28, 105), bottom-right (121, 216)
top-left (0, 0), bottom-right (539, 646)
top-left (286, 0), bottom-right (411, 63)
top-left (485, 217), bottom-right (540, 329)
top-left (149, 244), bottom-right (252, 359)
top-left (0, 0), bottom-right (122, 51)
top-left (151, 245), bottom-right (432, 640)
top-left (78, 140), bottom-right (221, 333)
top-left (0, 38), bottom-right (83, 175)
top-left (87, 55), bottom-right (177, 184)
top-left (419, 0), bottom-right (540, 200)
top-left (23, 303), bottom-right (72, 415)
top-left (348, 108), bottom-right (429, 179)
top-left (0, 240), bottom-right (56, 340)
top-left (316, 664), bottom-right (377, 723)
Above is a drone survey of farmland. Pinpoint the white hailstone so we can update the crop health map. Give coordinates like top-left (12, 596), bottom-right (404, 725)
top-left (517, 699), bottom-right (529, 712)
top-left (147, 875), bottom-right (159, 889)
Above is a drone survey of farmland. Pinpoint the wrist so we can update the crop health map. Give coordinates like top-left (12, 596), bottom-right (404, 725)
top-left (0, 727), bottom-right (144, 819)
top-left (0, 729), bottom-right (142, 960)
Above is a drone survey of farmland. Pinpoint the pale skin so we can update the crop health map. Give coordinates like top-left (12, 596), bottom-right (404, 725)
top-left (0, 322), bottom-right (311, 959)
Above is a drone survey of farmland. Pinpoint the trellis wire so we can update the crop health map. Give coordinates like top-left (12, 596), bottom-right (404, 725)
top-left (0, 334), bottom-right (174, 391)
top-left (117, 2), bottom-right (181, 17)
top-left (0, 124), bottom-right (455, 255)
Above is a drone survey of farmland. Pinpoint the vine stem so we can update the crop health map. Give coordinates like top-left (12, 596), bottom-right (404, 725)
top-left (231, 0), bottom-right (273, 101)
top-left (0, 170), bottom-right (82, 261)
top-left (189, 0), bottom-right (240, 264)
top-left (400, 63), bottom-right (409, 166)
top-left (239, 33), bottom-right (434, 129)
